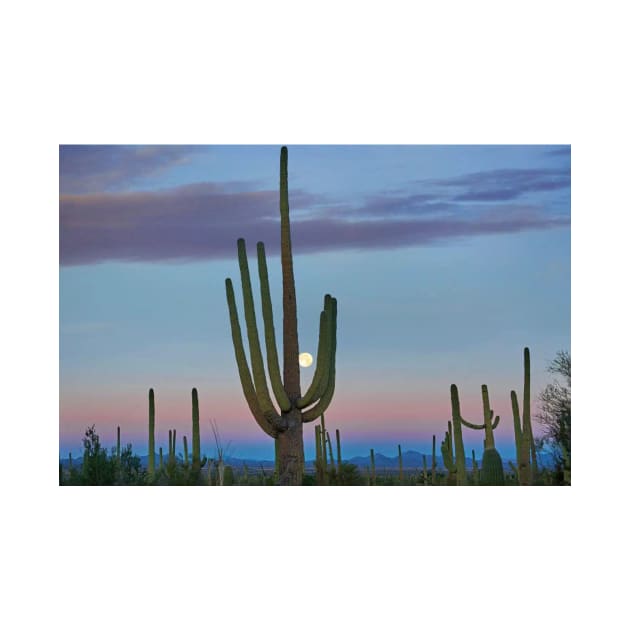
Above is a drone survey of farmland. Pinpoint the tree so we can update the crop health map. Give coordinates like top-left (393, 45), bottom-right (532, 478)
top-left (536, 350), bottom-right (571, 470)
top-left (80, 425), bottom-right (117, 485)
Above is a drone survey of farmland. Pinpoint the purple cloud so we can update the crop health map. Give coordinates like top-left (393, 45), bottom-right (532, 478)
top-left (59, 145), bottom-right (207, 194)
top-left (60, 180), bottom-right (569, 266)
top-left (429, 167), bottom-right (570, 202)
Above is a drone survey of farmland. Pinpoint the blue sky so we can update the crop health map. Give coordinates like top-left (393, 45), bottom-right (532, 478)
top-left (59, 145), bottom-right (570, 462)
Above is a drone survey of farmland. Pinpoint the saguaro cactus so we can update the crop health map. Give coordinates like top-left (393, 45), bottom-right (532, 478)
top-left (431, 435), bottom-right (437, 485)
top-left (226, 147), bottom-right (338, 485)
top-left (511, 347), bottom-right (538, 485)
top-left (444, 386), bottom-right (472, 485)
top-left (148, 388), bottom-right (155, 477)
top-left (451, 383), bottom-right (503, 485)
top-left (440, 421), bottom-right (458, 485)
top-left (370, 449), bottom-right (376, 485)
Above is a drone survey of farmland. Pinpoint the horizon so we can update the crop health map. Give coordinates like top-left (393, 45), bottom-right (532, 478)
top-left (59, 145), bottom-right (570, 462)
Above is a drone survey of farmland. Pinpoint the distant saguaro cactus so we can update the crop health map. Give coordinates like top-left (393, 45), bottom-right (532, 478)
top-left (190, 388), bottom-right (207, 476)
top-left (440, 420), bottom-right (458, 485)
top-left (148, 389), bottom-right (155, 477)
top-left (226, 147), bottom-right (338, 485)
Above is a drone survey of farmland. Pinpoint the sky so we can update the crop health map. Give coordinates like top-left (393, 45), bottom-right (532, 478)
top-left (59, 145), bottom-right (570, 462)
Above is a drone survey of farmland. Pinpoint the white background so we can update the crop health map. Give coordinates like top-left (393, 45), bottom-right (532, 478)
top-left (2, 1), bottom-right (628, 629)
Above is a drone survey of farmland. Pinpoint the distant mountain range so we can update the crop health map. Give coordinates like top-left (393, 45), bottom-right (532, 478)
top-left (59, 449), bottom-right (556, 471)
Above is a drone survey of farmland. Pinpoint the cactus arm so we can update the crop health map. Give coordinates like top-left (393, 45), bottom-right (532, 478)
top-left (237, 239), bottom-right (282, 422)
top-left (279, 146), bottom-right (301, 399)
top-left (225, 279), bottom-right (279, 437)
top-left (256, 242), bottom-right (292, 413)
top-left (459, 416), bottom-right (486, 430)
top-left (297, 297), bottom-right (332, 409)
top-left (301, 297), bottom-right (338, 422)
top-left (450, 383), bottom-right (485, 429)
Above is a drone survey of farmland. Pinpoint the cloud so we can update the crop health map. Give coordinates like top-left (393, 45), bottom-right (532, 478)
top-left (59, 145), bottom-right (206, 194)
top-left (428, 167), bottom-right (570, 202)
top-left (60, 183), bottom-right (325, 265)
top-left (60, 178), bottom-right (569, 266)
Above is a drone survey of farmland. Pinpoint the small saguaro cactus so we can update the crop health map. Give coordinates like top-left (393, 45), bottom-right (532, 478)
top-left (335, 428), bottom-right (342, 475)
top-left (190, 388), bottom-right (207, 475)
top-left (116, 426), bottom-right (121, 462)
top-left (321, 414), bottom-right (328, 470)
top-left (370, 449), bottom-right (376, 485)
top-left (148, 388), bottom-right (156, 477)
top-left (326, 431), bottom-right (334, 469)
top-left (510, 347), bottom-right (538, 485)
top-left (471, 449), bottom-right (480, 485)
top-left (168, 429), bottom-right (177, 467)
top-left (225, 147), bottom-right (338, 485)
top-left (440, 421), bottom-right (458, 486)
top-left (314, 424), bottom-right (326, 485)
top-left (431, 435), bottom-right (436, 485)
top-left (398, 444), bottom-right (403, 482)
top-left (183, 435), bottom-right (189, 467)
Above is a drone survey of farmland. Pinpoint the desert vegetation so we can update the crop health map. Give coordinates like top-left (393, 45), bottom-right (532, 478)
top-left (59, 344), bottom-right (571, 486)
top-left (59, 147), bottom-right (570, 487)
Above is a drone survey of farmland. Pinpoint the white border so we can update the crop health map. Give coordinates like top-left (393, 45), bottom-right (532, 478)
top-left (4, 2), bottom-right (627, 629)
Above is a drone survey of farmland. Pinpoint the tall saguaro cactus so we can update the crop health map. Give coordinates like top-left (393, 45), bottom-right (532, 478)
top-left (226, 147), bottom-right (338, 485)
top-left (148, 388), bottom-right (155, 477)
top-left (444, 386), bottom-right (471, 485)
top-left (511, 347), bottom-right (538, 485)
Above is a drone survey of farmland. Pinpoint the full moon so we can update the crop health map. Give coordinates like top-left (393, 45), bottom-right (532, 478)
top-left (299, 352), bottom-right (313, 368)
